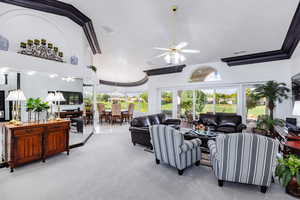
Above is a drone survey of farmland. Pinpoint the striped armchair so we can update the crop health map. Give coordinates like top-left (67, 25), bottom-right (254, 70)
top-left (149, 125), bottom-right (202, 175)
top-left (208, 133), bottom-right (279, 193)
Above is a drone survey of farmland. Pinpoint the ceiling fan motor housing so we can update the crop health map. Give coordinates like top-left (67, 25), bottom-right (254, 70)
top-left (172, 5), bottom-right (178, 12)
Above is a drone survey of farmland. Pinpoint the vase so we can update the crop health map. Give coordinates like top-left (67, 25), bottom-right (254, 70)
top-left (28, 111), bottom-right (32, 123)
top-left (286, 177), bottom-right (300, 197)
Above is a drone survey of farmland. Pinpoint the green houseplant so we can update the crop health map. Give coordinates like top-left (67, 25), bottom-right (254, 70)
top-left (26, 98), bottom-right (49, 122)
top-left (87, 65), bottom-right (97, 73)
top-left (33, 98), bottom-right (49, 122)
top-left (255, 115), bottom-right (285, 137)
top-left (254, 81), bottom-right (290, 120)
top-left (276, 155), bottom-right (300, 197)
top-left (26, 98), bottom-right (35, 122)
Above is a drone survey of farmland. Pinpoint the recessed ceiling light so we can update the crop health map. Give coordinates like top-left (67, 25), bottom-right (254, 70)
top-left (101, 25), bottom-right (114, 34)
top-left (49, 74), bottom-right (58, 78)
top-left (62, 77), bottom-right (75, 82)
top-left (27, 71), bottom-right (36, 75)
top-left (233, 51), bottom-right (248, 55)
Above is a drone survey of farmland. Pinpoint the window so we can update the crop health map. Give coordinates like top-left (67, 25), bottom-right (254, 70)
top-left (177, 90), bottom-right (193, 119)
top-left (127, 92), bottom-right (148, 113)
top-left (190, 67), bottom-right (221, 82)
top-left (97, 92), bottom-right (148, 113)
top-left (215, 88), bottom-right (237, 114)
top-left (97, 93), bottom-right (112, 109)
top-left (195, 89), bottom-right (214, 116)
top-left (245, 88), bottom-right (267, 123)
top-left (161, 87), bottom-right (240, 119)
top-left (161, 90), bottom-right (173, 117)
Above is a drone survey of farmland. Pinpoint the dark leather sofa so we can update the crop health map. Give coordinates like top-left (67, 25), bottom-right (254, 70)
top-left (129, 113), bottom-right (181, 148)
top-left (196, 113), bottom-right (247, 133)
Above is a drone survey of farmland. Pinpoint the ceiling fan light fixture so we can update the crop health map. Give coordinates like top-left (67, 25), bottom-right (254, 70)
top-left (180, 54), bottom-right (186, 62)
top-left (164, 54), bottom-right (171, 64)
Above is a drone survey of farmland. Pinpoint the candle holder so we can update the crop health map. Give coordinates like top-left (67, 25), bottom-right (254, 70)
top-left (18, 39), bottom-right (64, 62)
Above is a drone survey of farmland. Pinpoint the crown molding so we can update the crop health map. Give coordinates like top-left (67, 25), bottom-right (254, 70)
top-left (99, 75), bottom-right (149, 87)
top-left (144, 64), bottom-right (186, 76)
top-left (221, 2), bottom-right (300, 66)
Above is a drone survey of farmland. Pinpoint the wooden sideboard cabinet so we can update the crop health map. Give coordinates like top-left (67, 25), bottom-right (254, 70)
top-left (1, 120), bottom-right (70, 172)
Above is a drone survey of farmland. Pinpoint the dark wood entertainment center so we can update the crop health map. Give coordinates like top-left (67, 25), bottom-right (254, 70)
top-left (1, 120), bottom-right (70, 172)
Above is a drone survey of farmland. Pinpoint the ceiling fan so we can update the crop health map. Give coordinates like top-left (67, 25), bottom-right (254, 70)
top-left (153, 6), bottom-right (200, 65)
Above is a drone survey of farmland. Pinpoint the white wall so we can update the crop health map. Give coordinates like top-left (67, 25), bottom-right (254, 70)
top-left (0, 3), bottom-right (92, 122)
top-left (0, 3), bottom-right (89, 67)
top-left (0, 3), bottom-right (93, 78)
top-left (147, 59), bottom-right (293, 120)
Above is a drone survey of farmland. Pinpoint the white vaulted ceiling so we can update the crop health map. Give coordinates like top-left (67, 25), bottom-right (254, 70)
top-left (63, 0), bottom-right (298, 83)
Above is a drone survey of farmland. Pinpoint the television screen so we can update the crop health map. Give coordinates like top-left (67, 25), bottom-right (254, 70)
top-left (48, 91), bottom-right (83, 105)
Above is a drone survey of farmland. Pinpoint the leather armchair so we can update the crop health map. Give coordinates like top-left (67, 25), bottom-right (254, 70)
top-left (129, 113), bottom-right (181, 148)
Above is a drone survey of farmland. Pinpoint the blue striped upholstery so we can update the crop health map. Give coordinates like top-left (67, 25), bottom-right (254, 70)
top-left (150, 125), bottom-right (202, 170)
top-left (208, 133), bottom-right (279, 187)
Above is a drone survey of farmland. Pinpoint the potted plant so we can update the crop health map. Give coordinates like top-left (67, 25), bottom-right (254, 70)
top-left (87, 65), bottom-right (97, 73)
top-left (253, 115), bottom-right (285, 137)
top-left (31, 98), bottom-right (50, 122)
top-left (26, 98), bottom-right (35, 122)
top-left (276, 154), bottom-right (300, 197)
top-left (254, 81), bottom-right (290, 120)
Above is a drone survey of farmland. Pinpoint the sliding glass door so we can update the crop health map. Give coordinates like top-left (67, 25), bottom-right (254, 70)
top-left (161, 90), bottom-right (173, 117)
top-left (215, 88), bottom-right (238, 114)
top-left (177, 90), bottom-right (193, 119)
top-left (195, 89), bottom-right (214, 117)
top-left (245, 87), bottom-right (267, 123)
top-left (161, 87), bottom-right (240, 120)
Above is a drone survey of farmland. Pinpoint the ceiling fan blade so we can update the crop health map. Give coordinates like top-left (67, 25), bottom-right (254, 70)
top-left (153, 47), bottom-right (170, 51)
top-left (181, 49), bottom-right (200, 53)
top-left (175, 42), bottom-right (188, 49)
top-left (155, 52), bottom-right (169, 58)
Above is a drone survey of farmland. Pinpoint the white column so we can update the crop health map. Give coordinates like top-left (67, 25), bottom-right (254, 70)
top-left (172, 88), bottom-right (177, 118)
top-left (92, 84), bottom-right (97, 133)
top-left (239, 84), bottom-right (246, 124)
top-left (193, 90), bottom-right (196, 119)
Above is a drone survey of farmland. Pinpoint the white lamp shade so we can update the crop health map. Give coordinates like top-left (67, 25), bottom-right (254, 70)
top-left (5, 90), bottom-right (17, 101)
top-left (45, 93), bottom-right (56, 102)
top-left (293, 101), bottom-right (300, 116)
top-left (55, 92), bottom-right (65, 102)
top-left (6, 90), bottom-right (26, 101)
top-left (16, 90), bottom-right (26, 101)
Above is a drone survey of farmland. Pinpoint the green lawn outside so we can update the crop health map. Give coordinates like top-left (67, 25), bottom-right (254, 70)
top-left (162, 103), bottom-right (266, 119)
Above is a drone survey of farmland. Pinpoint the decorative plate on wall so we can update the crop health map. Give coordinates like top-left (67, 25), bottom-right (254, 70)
top-left (0, 35), bottom-right (9, 51)
top-left (71, 56), bottom-right (79, 65)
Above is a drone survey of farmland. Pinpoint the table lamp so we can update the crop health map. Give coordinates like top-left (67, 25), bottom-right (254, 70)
top-left (6, 89), bottom-right (26, 124)
top-left (55, 92), bottom-right (65, 120)
top-left (45, 92), bottom-right (56, 120)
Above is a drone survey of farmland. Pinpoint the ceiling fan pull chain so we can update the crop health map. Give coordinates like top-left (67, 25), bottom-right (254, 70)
top-left (172, 5), bottom-right (178, 47)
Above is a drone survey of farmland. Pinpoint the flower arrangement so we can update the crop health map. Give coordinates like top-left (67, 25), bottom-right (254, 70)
top-left (196, 124), bottom-right (205, 131)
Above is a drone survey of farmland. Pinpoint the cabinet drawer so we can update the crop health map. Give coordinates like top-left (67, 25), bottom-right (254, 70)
top-left (48, 124), bottom-right (69, 132)
top-left (14, 127), bottom-right (44, 136)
